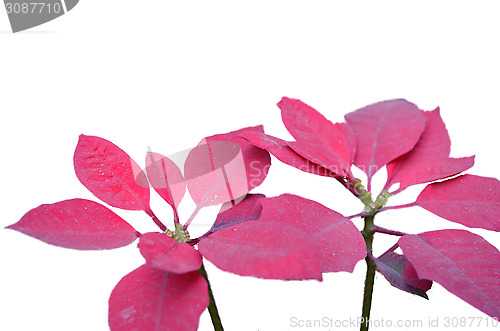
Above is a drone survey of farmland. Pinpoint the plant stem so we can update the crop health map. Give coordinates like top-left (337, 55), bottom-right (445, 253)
top-left (198, 262), bottom-right (224, 331)
top-left (361, 215), bottom-right (376, 331)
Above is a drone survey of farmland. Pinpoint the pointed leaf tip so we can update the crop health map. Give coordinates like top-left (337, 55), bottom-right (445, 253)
top-left (145, 152), bottom-right (186, 215)
top-left (400, 229), bottom-right (500, 318)
top-left (74, 135), bottom-right (151, 212)
top-left (7, 199), bottom-right (138, 250)
top-left (386, 108), bottom-right (475, 193)
top-left (278, 97), bottom-right (355, 177)
top-left (375, 251), bottom-right (432, 299)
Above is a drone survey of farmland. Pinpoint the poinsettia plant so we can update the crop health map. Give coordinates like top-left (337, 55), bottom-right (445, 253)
top-left (6, 127), bottom-right (274, 331)
top-left (6, 97), bottom-right (500, 331)
top-left (241, 97), bottom-right (499, 330)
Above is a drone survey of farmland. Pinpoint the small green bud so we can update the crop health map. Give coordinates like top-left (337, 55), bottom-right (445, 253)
top-left (359, 190), bottom-right (372, 206)
top-left (165, 223), bottom-right (191, 243)
top-left (353, 178), bottom-right (375, 206)
top-left (374, 190), bottom-right (391, 209)
top-left (353, 178), bottom-right (364, 191)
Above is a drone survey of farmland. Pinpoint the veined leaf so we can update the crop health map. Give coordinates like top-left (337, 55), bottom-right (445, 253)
top-left (108, 265), bottom-right (208, 331)
top-left (386, 108), bottom-right (474, 194)
top-left (345, 99), bottom-right (426, 185)
top-left (6, 199), bottom-right (138, 250)
top-left (145, 152), bottom-right (186, 219)
top-left (184, 126), bottom-right (271, 207)
top-left (257, 194), bottom-right (366, 273)
top-left (74, 135), bottom-right (151, 212)
top-left (205, 125), bottom-right (271, 192)
top-left (375, 251), bottom-right (432, 299)
top-left (239, 131), bottom-right (335, 177)
top-left (199, 221), bottom-right (323, 280)
top-left (209, 193), bottom-right (265, 233)
top-left (415, 174), bottom-right (500, 231)
top-left (278, 97), bottom-right (355, 178)
top-left (399, 229), bottom-right (500, 318)
top-left (138, 233), bottom-right (202, 274)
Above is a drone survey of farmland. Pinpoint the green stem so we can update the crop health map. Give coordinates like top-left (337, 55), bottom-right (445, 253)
top-left (198, 262), bottom-right (224, 331)
top-left (360, 215), bottom-right (376, 331)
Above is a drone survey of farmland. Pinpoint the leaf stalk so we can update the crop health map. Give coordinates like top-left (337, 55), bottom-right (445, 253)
top-left (372, 225), bottom-right (407, 236)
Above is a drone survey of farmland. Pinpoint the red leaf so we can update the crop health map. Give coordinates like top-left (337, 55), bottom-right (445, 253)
top-left (184, 140), bottom-right (247, 207)
top-left (344, 99), bottom-right (426, 184)
top-left (239, 131), bottom-right (335, 177)
top-left (74, 135), bottom-right (151, 212)
top-left (386, 108), bottom-right (475, 193)
top-left (198, 221), bottom-right (323, 280)
top-left (184, 126), bottom-right (271, 207)
top-left (375, 251), bottom-right (431, 299)
top-left (403, 261), bottom-right (432, 291)
top-left (209, 193), bottom-right (264, 233)
top-left (6, 199), bottom-right (138, 250)
top-left (258, 194), bottom-right (366, 273)
top-left (138, 233), bottom-right (202, 274)
top-left (278, 97), bottom-right (355, 177)
top-left (108, 265), bottom-right (208, 331)
top-left (399, 230), bottom-right (500, 318)
top-left (145, 152), bottom-right (186, 216)
top-left (205, 125), bottom-right (271, 192)
top-left (414, 174), bottom-right (500, 231)
top-left (338, 120), bottom-right (357, 166)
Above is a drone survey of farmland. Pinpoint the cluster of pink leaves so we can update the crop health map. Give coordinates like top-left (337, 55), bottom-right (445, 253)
top-left (6, 97), bottom-right (500, 330)
top-left (7, 127), bottom-right (274, 330)
top-left (242, 97), bottom-right (500, 318)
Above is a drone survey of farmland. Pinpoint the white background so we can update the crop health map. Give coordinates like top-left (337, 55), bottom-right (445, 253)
top-left (1, 1), bottom-right (499, 330)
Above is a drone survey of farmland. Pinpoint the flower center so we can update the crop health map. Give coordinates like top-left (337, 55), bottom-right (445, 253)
top-left (165, 223), bottom-right (191, 243)
top-left (354, 178), bottom-right (391, 214)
